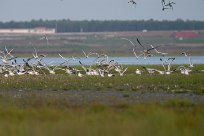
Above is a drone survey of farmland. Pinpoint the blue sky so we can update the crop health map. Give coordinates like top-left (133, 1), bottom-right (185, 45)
top-left (0, 0), bottom-right (204, 22)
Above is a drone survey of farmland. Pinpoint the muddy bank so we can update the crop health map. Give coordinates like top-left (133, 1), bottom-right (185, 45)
top-left (0, 90), bottom-right (204, 105)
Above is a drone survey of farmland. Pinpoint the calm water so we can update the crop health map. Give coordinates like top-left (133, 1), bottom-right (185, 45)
top-left (16, 56), bottom-right (204, 66)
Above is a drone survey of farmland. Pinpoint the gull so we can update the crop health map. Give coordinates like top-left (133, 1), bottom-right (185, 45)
top-left (44, 67), bottom-right (56, 74)
top-left (132, 48), bottom-right (139, 59)
top-left (135, 69), bottom-right (143, 75)
top-left (79, 61), bottom-right (100, 76)
top-left (98, 69), bottom-right (105, 77)
top-left (160, 57), bottom-right (176, 74)
top-left (114, 65), bottom-right (128, 76)
top-left (181, 52), bottom-right (194, 68)
top-left (161, 0), bottom-right (166, 5)
top-left (40, 34), bottom-right (49, 45)
top-left (121, 38), bottom-right (137, 48)
top-left (27, 68), bottom-right (39, 75)
top-left (3, 68), bottom-right (15, 76)
top-left (5, 46), bottom-right (14, 58)
top-left (128, 0), bottom-right (137, 5)
top-left (59, 66), bottom-right (82, 76)
top-left (0, 47), bottom-right (16, 64)
top-left (14, 64), bottom-right (26, 74)
top-left (33, 48), bottom-right (46, 60)
top-left (153, 69), bottom-right (166, 75)
top-left (142, 67), bottom-right (165, 75)
top-left (121, 38), bottom-right (139, 58)
top-left (59, 54), bottom-right (79, 65)
top-left (122, 37), bottom-right (155, 58)
top-left (96, 54), bottom-right (109, 63)
top-left (107, 73), bottom-right (115, 77)
top-left (164, 1), bottom-right (176, 9)
top-left (142, 66), bottom-right (157, 74)
top-left (82, 50), bottom-right (99, 58)
top-left (16, 69), bottom-right (26, 75)
top-left (63, 66), bottom-right (79, 75)
top-left (150, 45), bottom-right (168, 55)
top-left (41, 63), bottom-right (59, 74)
top-left (77, 72), bottom-right (83, 77)
top-left (4, 74), bottom-right (9, 77)
top-left (136, 38), bottom-right (155, 59)
top-left (176, 66), bottom-right (192, 75)
top-left (97, 60), bottom-right (117, 74)
top-left (23, 57), bottom-right (34, 69)
top-left (95, 54), bottom-right (109, 66)
top-left (162, 6), bottom-right (170, 11)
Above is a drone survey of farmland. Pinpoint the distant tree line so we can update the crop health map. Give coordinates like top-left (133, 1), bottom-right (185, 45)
top-left (0, 19), bottom-right (204, 32)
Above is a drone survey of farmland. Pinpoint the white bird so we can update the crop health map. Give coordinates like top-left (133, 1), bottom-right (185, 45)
top-left (181, 52), bottom-right (194, 68)
top-left (135, 69), bottom-right (143, 75)
top-left (143, 67), bottom-right (157, 74)
top-left (82, 50), bottom-right (99, 58)
top-left (132, 48), bottom-right (139, 59)
top-left (79, 61), bottom-right (100, 76)
top-left (121, 38), bottom-right (140, 59)
top-left (114, 66), bottom-right (128, 76)
top-left (150, 45), bottom-right (168, 55)
top-left (177, 66), bottom-right (192, 75)
top-left (160, 57), bottom-right (175, 74)
top-left (77, 72), bottom-right (83, 77)
top-left (40, 34), bottom-right (49, 44)
top-left (107, 73), bottom-right (115, 77)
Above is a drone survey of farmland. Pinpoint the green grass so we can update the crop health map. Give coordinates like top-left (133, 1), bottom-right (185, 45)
top-left (0, 65), bottom-right (204, 135)
top-left (1, 65), bottom-right (204, 94)
top-left (0, 96), bottom-right (203, 136)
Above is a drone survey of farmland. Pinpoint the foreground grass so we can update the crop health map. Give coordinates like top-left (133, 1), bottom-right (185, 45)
top-left (0, 65), bottom-right (204, 136)
top-left (0, 97), bottom-right (203, 136)
top-left (0, 65), bottom-right (204, 94)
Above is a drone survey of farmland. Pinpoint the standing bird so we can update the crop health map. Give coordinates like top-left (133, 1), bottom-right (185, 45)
top-left (162, 0), bottom-right (175, 11)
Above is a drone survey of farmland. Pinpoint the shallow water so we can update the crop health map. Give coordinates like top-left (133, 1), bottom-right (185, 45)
top-left (16, 56), bottom-right (204, 66)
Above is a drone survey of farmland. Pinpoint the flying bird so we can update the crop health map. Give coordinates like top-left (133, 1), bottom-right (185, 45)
top-left (128, 0), bottom-right (137, 5)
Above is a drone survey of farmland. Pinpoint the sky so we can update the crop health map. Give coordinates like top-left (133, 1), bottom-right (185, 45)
top-left (0, 0), bottom-right (204, 22)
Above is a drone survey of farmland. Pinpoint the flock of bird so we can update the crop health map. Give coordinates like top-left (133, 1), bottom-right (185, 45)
top-left (0, 46), bottom-right (128, 77)
top-left (161, 0), bottom-right (176, 11)
top-left (0, 36), bottom-right (201, 78)
top-left (121, 37), bottom-right (197, 75)
top-left (128, 0), bottom-right (176, 11)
